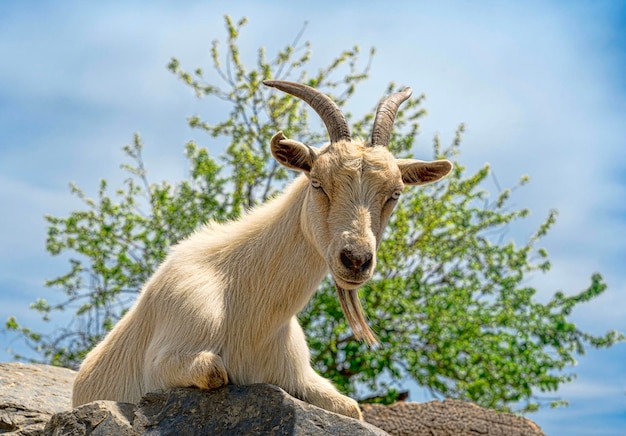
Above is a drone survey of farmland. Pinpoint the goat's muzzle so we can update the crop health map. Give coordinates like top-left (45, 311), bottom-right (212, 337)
top-left (340, 249), bottom-right (373, 274)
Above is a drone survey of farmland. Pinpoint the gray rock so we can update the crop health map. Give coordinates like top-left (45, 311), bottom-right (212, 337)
top-left (0, 362), bottom-right (76, 435)
top-left (44, 401), bottom-right (135, 436)
top-left (139, 385), bottom-right (387, 435)
top-left (45, 385), bottom-right (388, 435)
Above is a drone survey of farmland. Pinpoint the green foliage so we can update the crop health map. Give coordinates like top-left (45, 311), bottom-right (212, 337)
top-left (6, 15), bottom-right (623, 413)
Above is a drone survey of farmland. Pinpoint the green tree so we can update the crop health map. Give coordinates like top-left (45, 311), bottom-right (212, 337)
top-left (6, 16), bottom-right (623, 413)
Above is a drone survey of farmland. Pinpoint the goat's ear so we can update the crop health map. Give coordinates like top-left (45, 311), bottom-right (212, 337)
top-left (271, 131), bottom-right (317, 173)
top-left (396, 158), bottom-right (453, 185)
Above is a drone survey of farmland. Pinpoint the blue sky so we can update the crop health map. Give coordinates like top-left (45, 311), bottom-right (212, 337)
top-left (1, 1), bottom-right (625, 435)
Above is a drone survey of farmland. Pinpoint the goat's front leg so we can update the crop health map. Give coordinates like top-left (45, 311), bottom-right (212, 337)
top-left (146, 349), bottom-right (228, 392)
top-left (276, 318), bottom-right (362, 420)
top-left (299, 368), bottom-right (363, 420)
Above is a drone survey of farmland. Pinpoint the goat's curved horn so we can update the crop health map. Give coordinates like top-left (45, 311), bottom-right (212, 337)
top-left (370, 87), bottom-right (413, 147)
top-left (263, 80), bottom-right (351, 143)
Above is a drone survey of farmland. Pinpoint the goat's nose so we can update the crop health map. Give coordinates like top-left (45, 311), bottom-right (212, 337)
top-left (340, 249), bottom-right (373, 273)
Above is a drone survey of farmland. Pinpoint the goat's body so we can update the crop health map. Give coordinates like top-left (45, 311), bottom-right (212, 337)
top-left (72, 81), bottom-right (453, 420)
top-left (73, 175), bottom-right (340, 407)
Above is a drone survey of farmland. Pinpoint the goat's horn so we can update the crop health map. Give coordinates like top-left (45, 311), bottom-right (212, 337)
top-left (263, 80), bottom-right (351, 143)
top-left (370, 87), bottom-right (413, 147)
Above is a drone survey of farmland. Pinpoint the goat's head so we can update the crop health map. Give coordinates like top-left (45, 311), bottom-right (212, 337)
top-left (264, 80), bottom-right (452, 344)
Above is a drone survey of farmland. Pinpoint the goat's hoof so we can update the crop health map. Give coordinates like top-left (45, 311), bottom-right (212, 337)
top-left (336, 397), bottom-right (363, 421)
top-left (348, 404), bottom-right (363, 421)
top-left (190, 351), bottom-right (229, 390)
top-left (204, 369), bottom-right (228, 389)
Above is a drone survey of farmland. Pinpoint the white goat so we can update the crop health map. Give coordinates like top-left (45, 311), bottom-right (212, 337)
top-left (72, 81), bottom-right (452, 420)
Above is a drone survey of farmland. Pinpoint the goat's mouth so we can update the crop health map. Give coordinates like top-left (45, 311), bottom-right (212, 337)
top-left (335, 282), bottom-right (378, 346)
top-left (333, 276), bottom-right (365, 290)
top-left (330, 267), bottom-right (371, 291)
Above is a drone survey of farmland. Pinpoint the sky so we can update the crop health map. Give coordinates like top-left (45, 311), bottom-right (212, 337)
top-left (0, 1), bottom-right (625, 434)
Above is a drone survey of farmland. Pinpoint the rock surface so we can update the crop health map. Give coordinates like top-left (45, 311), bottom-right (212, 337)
top-left (0, 362), bottom-right (545, 435)
top-left (0, 362), bottom-right (75, 435)
top-left (45, 385), bottom-right (387, 435)
top-left (44, 401), bottom-right (136, 436)
top-left (362, 400), bottom-right (545, 436)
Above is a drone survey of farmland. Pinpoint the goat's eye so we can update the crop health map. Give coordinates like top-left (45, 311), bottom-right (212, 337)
top-left (391, 190), bottom-right (402, 200)
top-left (311, 179), bottom-right (322, 189)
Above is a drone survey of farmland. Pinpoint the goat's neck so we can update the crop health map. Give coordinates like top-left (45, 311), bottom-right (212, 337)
top-left (219, 175), bottom-right (328, 326)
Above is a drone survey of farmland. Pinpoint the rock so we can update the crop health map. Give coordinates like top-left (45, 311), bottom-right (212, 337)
top-left (136, 385), bottom-right (387, 435)
top-left (44, 385), bottom-right (388, 435)
top-left (0, 362), bottom-right (76, 436)
top-left (44, 401), bottom-right (136, 436)
top-left (361, 399), bottom-right (545, 436)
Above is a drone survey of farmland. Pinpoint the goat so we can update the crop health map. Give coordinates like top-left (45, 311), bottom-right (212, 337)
top-left (72, 80), bottom-right (452, 420)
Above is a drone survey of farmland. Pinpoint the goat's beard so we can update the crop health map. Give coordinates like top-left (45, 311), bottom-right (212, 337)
top-left (335, 283), bottom-right (379, 346)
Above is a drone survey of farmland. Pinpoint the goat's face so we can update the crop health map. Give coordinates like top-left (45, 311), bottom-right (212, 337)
top-left (302, 141), bottom-right (402, 290)
top-left (265, 80), bottom-right (452, 344)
